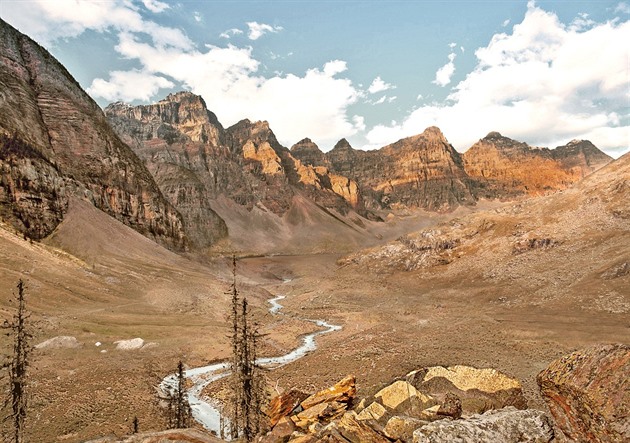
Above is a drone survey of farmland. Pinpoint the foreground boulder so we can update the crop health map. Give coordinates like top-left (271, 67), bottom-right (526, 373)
top-left (537, 343), bottom-right (630, 442)
top-left (412, 407), bottom-right (554, 443)
top-left (407, 365), bottom-right (527, 416)
top-left (261, 368), bottom-right (548, 443)
top-left (301, 375), bottom-right (356, 410)
top-left (268, 389), bottom-right (309, 427)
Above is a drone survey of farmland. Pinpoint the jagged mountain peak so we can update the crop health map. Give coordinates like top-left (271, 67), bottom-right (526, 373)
top-left (484, 131), bottom-right (503, 139)
top-left (293, 137), bottom-right (315, 146)
top-left (332, 138), bottom-right (354, 151)
top-left (290, 138), bottom-right (328, 168)
top-left (162, 90), bottom-right (203, 103)
top-left (421, 125), bottom-right (447, 139)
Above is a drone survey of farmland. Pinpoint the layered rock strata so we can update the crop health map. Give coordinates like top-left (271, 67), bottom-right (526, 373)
top-left (0, 19), bottom-right (186, 249)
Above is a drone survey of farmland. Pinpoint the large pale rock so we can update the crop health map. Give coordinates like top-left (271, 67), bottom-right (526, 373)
top-left (356, 401), bottom-right (389, 423)
top-left (35, 336), bottom-right (81, 349)
top-left (300, 375), bottom-right (356, 410)
top-left (407, 365), bottom-right (527, 416)
top-left (537, 343), bottom-right (630, 443)
top-left (268, 389), bottom-right (309, 428)
top-left (114, 338), bottom-right (145, 350)
top-left (384, 415), bottom-right (428, 442)
top-left (412, 407), bottom-right (554, 443)
top-left (333, 412), bottom-right (390, 443)
top-left (375, 380), bottom-right (435, 414)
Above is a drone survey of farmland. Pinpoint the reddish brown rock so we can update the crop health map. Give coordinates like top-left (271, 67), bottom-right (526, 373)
top-left (293, 401), bottom-right (348, 430)
top-left (537, 343), bottom-right (630, 443)
top-left (269, 390), bottom-right (310, 428)
top-left (437, 392), bottom-right (462, 419)
top-left (260, 416), bottom-right (297, 443)
top-left (463, 132), bottom-right (611, 199)
top-left (300, 375), bottom-right (356, 411)
top-left (334, 412), bottom-right (391, 443)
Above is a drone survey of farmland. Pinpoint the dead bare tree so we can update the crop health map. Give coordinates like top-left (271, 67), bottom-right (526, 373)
top-left (1, 279), bottom-right (32, 443)
top-left (166, 360), bottom-right (191, 429)
top-left (227, 257), bottom-right (267, 441)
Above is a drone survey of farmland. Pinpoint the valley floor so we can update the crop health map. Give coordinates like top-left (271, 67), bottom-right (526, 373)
top-left (1, 191), bottom-right (628, 441)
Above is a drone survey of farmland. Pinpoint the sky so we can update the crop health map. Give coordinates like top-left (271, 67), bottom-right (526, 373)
top-left (1, 0), bottom-right (629, 157)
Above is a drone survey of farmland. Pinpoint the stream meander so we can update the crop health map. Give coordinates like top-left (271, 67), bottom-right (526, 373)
top-left (161, 286), bottom-right (342, 437)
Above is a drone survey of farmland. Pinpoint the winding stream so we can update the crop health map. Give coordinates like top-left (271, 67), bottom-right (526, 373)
top-left (160, 286), bottom-right (342, 437)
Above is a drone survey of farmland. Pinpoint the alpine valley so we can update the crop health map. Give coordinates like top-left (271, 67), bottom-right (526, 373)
top-left (0, 17), bottom-right (628, 443)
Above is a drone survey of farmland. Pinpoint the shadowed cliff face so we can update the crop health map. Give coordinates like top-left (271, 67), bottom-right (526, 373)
top-left (0, 19), bottom-right (186, 249)
top-left (462, 132), bottom-right (612, 198)
top-left (106, 95), bottom-right (368, 249)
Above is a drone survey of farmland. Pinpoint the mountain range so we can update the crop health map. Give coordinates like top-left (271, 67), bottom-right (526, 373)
top-left (0, 18), bottom-right (613, 254)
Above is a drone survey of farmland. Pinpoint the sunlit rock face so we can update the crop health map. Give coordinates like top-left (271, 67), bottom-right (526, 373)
top-left (462, 131), bottom-right (611, 199)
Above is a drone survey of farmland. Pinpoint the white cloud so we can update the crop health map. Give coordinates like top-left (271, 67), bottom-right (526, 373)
top-left (220, 28), bottom-right (243, 39)
top-left (1, 0), bottom-right (191, 49)
top-left (372, 96), bottom-right (386, 105)
top-left (194, 12), bottom-right (202, 23)
top-left (502, 19), bottom-right (511, 27)
top-left (432, 52), bottom-right (456, 87)
top-left (97, 31), bottom-right (363, 146)
top-left (142, 0), bottom-right (169, 13)
top-left (367, 2), bottom-right (630, 156)
top-left (615, 2), bottom-right (630, 14)
top-left (87, 70), bottom-right (174, 102)
top-left (323, 60), bottom-right (348, 76)
top-left (368, 76), bottom-right (395, 94)
top-left (246, 21), bottom-right (283, 40)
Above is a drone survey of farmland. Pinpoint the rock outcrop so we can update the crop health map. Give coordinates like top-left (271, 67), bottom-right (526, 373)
top-left (106, 98), bottom-right (368, 248)
top-left (317, 129), bottom-right (477, 211)
top-left (412, 407), bottom-right (554, 443)
top-left (0, 18), bottom-right (186, 249)
top-left (463, 132), bottom-right (611, 198)
top-left (260, 366), bottom-right (544, 443)
top-left (537, 343), bottom-right (630, 443)
top-left (406, 365), bottom-right (528, 416)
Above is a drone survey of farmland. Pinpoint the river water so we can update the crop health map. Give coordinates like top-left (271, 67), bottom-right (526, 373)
top-left (160, 289), bottom-right (341, 437)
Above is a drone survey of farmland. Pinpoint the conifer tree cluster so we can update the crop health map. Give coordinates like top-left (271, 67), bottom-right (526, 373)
top-left (227, 256), bottom-right (266, 442)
